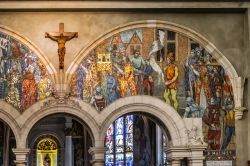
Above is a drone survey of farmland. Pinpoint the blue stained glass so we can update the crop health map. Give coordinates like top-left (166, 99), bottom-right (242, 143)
top-left (106, 164), bottom-right (114, 166)
top-left (126, 153), bottom-right (133, 166)
top-left (115, 135), bottom-right (124, 146)
top-left (115, 117), bottom-right (124, 135)
top-left (107, 124), bottom-right (114, 136)
top-left (105, 115), bottom-right (134, 166)
top-left (105, 136), bottom-right (114, 154)
top-left (126, 153), bottom-right (133, 161)
top-left (126, 162), bottom-right (133, 166)
top-left (126, 134), bottom-right (133, 148)
top-left (106, 154), bottom-right (114, 163)
top-left (116, 153), bottom-right (124, 162)
top-left (125, 115), bottom-right (133, 133)
top-left (116, 146), bottom-right (124, 153)
top-left (116, 162), bottom-right (124, 166)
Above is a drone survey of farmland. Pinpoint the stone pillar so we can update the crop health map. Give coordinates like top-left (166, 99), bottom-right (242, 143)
top-left (188, 145), bottom-right (207, 166)
top-left (156, 125), bottom-right (163, 165)
top-left (88, 147), bottom-right (106, 166)
top-left (12, 148), bottom-right (29, 166)
top-left (65, 117), bottom-right (73, 166)
top-left (3, 125), bottom-right (10, 166)
top-left (166, 146), bottom-right (189, 166)
top-left (167, 158), bottom-right (182, 166)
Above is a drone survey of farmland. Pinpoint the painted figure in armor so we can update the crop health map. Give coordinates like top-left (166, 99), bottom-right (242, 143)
top-left (184, 49), bottom-right (199, 98)
top-left (202, 98), bottom-right (221, 150)
top-left (183, 97), bottom-right (202, 118)
top-left (90, 86), bottom-right (106, 111)
top-left (164, 52), bottom-right (178, 110)
top-left (130, 49), bottom-right (145, 94)
top-left (106, 73), bottom-right (118, 105)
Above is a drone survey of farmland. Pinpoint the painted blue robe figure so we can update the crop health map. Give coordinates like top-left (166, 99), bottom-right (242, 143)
top-left (221, 97), bottom-right (235, 150)
top-left (106, 73), bottom-right (118, 105)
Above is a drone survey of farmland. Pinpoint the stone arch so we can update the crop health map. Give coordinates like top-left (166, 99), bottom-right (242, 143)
top-left (66, 20), bottom-right (241, 108)
top-left (17, 97), bottom-right (100, 148)
top-left (98, 96), bottom-right (188, 147)
top-left (30, 132), bottom-right (64, 150)
top-left (0, 25), bottom-right (57, 83)
top-left (0, 100), bottom-right (21, 144)
top-left (29, 134), bottom-right (63, 166)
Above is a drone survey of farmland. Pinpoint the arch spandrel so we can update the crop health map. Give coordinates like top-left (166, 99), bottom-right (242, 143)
top-left (0, 25), bottom-right (56, 112)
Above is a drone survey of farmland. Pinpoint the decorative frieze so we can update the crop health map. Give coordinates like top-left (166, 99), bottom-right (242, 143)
top-left (41, 97), bottom-right (82, 110)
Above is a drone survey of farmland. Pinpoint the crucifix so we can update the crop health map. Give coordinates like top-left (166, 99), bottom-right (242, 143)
top-left (45, 23), bottom-right (78, 70)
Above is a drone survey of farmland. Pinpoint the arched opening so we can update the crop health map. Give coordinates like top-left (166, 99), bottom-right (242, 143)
top-left (0, 119), bottom-right (16, 166)
top-left (27, 113), bottom-right (93, 166)
top-left (104, 111), bottom-right (186, 166)
top-left (35, 135), bottom-right (59, 166)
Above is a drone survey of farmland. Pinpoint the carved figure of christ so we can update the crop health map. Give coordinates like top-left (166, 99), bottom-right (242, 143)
top-left (45, 23), bottom-right (78, 69)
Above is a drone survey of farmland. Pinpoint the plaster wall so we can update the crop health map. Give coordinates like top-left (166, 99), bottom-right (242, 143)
top-left (0, 12), bottom-right (244, 76)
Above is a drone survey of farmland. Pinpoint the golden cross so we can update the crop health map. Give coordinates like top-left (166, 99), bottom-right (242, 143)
top-left (45, 23), bottom-right (78, 70)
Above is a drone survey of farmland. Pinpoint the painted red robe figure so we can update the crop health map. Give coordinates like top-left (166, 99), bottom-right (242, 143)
top-left (21, 71), bottom-right (37, 111)
top-left (202, 98), bottom-right (221, 150)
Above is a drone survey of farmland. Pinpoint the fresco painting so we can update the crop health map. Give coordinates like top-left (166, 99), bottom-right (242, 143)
top-left (0, 32), bottom-right (53, 112)
top-left (70, 27), bottom-right (236, 161)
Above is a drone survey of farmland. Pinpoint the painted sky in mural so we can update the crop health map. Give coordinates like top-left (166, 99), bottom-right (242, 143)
top-left (70, 27), bottom-right (236, 156)
top-left (0, 32), bottom-right (53, 112)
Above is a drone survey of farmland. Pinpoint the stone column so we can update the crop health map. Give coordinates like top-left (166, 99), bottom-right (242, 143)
top-left (156, 125), bottom-right (163, 165)
top-left (12, 148), bottom-right (29, 166)
top-left (188, 145), bottom-right (207, 166)
top-left (168, 158), bottom-right (182, 166)
top-left (3, 125), bottom-right (10, 166)
top-left (65, 117), bottom-right (73, 166)
top-left (88, 147), bottom-right (106, 166)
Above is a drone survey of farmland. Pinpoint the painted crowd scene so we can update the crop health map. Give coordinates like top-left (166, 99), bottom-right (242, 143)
top-left (70, 27), bottom-right (236, 161)
top-left (0, 32), bottom-right (53, 112)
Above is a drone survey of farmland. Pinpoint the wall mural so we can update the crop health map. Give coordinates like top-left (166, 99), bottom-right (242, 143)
top-left (0, 32), bottom-right (53, 112)
top-left (70, 27), bottom-right (236, 161)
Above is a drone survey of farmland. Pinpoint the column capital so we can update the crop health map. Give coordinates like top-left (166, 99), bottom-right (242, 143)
top-left (88, 147), bottom-right (107, 166)
top-left (188, 145), bottom-right (207, 166)
top-left (12, 148), bottom-right (30, 165)
top-left (234, 107), bottom-right (247, 120)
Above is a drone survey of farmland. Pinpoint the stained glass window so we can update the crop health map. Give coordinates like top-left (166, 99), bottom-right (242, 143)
top-left (105, 115), bottom-right (133, 166)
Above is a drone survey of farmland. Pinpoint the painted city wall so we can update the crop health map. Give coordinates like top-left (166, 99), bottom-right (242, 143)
top-left (70, 27), bottom-right (236, 160)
